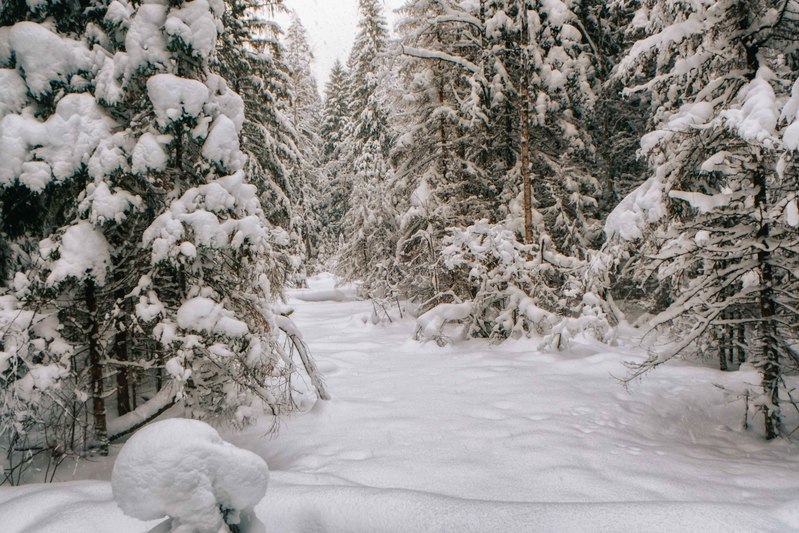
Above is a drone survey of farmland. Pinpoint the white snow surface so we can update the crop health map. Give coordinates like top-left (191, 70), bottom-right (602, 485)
top-left (3, 22), bottom-right (93, 96)
top-left (44, 221), bottom-right (111, 286)
top-left (2, 273), bottom-right (799, 532)
top-left (147, 73), bottom-right (209, 129)
top-left (604, 176), bottom-right (666, 240)
top-left (176, 296), bottom-right (249, 338)
top-left (111, 418), bottom-right (268, 533)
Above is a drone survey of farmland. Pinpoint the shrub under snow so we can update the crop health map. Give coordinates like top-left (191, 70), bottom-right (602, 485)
top-left (111, 418), bottom-right (269, 533)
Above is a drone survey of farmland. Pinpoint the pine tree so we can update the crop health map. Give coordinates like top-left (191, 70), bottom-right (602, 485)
top-left (336, 0), bottom-right (400, 304)
top-left (609, 0), bottom-right (799, 439)
top-left (0, 0), bottom-right (325, 482)
top-left (284, 13), bottom-right (325, 274)
top-left (318, 60), bottom-right (353, 252)
top-left (394, 0), bottom-right (608, 341)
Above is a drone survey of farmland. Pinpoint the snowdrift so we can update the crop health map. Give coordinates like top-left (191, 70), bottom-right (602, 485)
top-left (1, 477), bottom-right (796, 533)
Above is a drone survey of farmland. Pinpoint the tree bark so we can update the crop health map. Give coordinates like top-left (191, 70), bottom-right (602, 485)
top-left (114, 279), bottom-right (131, 416)
top-left (85, 280), bottom-right (108, 455)
top-left (519, 2), bottom-right (533, 244)
top-left (753, 166), bottom-right (780, 440)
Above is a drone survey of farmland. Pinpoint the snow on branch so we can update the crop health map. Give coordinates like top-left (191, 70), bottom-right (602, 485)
top-left (400, 45), bottom-right (482, 77)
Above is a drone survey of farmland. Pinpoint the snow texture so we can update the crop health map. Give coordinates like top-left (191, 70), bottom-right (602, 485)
top-left (79, 182), bottom-right (142, 224)
top-left (205, 74), bottom-right (245, 131)
top-left (164, 0), bottom-right (220, 62)
top-left (202, 115), bottom-right (246, 171)
top-left (0, 94), bottom-right (116, 186)
top-left (415, 302), bottom-right (471, 342)
top-left (782, 78), bottom-right (799, 151)
top-left (0, 69), bottom-right (26, 119)
top-left (721, 69), bottom-right (778, 146)
top-left (143, 170), bottom-right (266, 263)
top-left (124, 3), bottom-right (169, 77)
top-left (131, 133), bottom-right (169, 174)
top-left (4, 22), bottom-right (93, 96)
top-left (640, 102), bottom-right (713, 155)
top-left (111, 418), bottom-right (268, 533)
top-left (668, 190), bottom-right (731, 213)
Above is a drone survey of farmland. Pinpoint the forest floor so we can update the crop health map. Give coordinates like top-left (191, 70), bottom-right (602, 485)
top-left (1, 273), bottom-right (798, 532)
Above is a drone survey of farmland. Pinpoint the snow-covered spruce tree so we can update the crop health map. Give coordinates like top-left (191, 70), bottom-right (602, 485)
top-left (283, 13), bottom-right (325, 274)
top-left (0, 0), bottom-right (132, 471)
top-left (609, 0), bottom-right (799, 439)
top-left (581, 0), bottom-right (652, 214)
top-left (0, 0), bottom-right (325, 482)
top-left (318, 60), bottom-right (352, 252)
top-left (123, 0), bottom-right (323, 424)
top-left (215, 0), bottom-right (299, 289)
top-left (392, 0), bottom-right (495, 308)
top-left (336, 0), bottom-right (400, 306)
top-left (396, 0), bottom-right (610, 343)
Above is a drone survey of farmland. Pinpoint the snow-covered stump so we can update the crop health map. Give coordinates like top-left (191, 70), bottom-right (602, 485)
top-left (111, 419), bottom-right (269, 533)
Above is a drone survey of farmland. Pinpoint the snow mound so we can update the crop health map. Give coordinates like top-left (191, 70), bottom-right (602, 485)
top-left (292, 288), bottom-right (359, 302)
top-left (0, 481), bottom-right (157, 533)
top-left (111, 418), bottom-right (269, 533)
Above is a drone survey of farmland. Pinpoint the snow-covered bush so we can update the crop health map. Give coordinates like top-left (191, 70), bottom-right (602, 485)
top-left (439, 220), bottom-right (612, 347)
top-left (0, 293), bottom-right (75, 484)
top-left (414, 302), bottom-right (471, 346)
top-left (112, 418), bottom-right (268, 533)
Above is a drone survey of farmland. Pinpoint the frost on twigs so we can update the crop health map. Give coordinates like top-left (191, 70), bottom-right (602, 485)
top-left (111, 418), bottom-right (268, 533)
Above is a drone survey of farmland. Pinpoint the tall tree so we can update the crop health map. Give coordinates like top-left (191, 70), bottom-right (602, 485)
top-left (284, 13), bottom-right (325, 273)
top-left (0, 0), bottom-right (325, 483)
top-left (336, 0), bottom-right (399, 300)
top-left (608, 0), bottom-right (799, 439)
top-left (394, 0), bottom-right (608, 340)
top-left (318, 60), bottom-right (353, 253)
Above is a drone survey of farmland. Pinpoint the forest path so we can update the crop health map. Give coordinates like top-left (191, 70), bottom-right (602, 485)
top-left (2, 274), bottom-right (798, 532)
top-left (227, 274), bottom-right (799, 523)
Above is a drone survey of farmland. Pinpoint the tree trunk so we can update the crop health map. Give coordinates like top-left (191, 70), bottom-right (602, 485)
top-left (85, 280), bottom-right (108, 455)
top-left (519, 2), bottom-right (533, 244)
top-left (438, 81), bottom-right (448, 183)
top-left (753, 167), bottom-right (780, 440)
top-left (718, 327), bottom-right (728, 371)
top-left (114, 280), bottom-right (131, 416)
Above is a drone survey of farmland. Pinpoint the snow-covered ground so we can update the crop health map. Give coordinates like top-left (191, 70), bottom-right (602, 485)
top-left (1, 273), bottom-right (798, 532)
